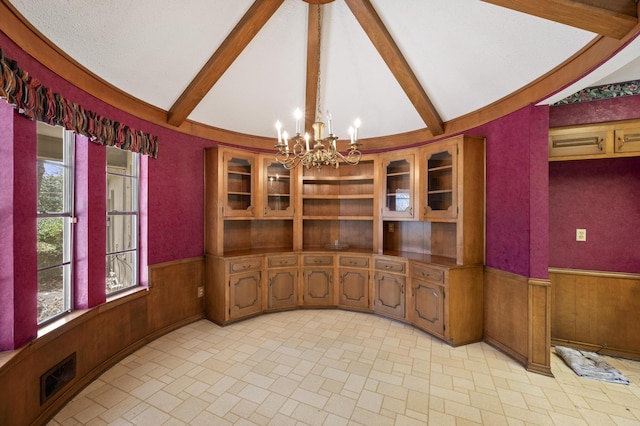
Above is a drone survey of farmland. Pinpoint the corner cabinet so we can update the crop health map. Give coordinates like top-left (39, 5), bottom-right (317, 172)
top-left (204, 135), bottom-right (485, 345)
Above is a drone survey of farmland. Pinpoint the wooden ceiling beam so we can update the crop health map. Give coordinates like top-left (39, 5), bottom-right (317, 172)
top-left (344, 0), bottom-right (444, 135)
top-left (481, 0), bottom-right (638, 40)
top-left (167, 0), bottom-right (284, 127)
top-left (304, 3), bottom-right (320, 136)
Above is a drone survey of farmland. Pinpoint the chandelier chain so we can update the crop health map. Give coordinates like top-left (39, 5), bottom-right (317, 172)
top-left (315, 1), bottom-right (322, 123)
top-left (272, 1), bottom-right (361, 170)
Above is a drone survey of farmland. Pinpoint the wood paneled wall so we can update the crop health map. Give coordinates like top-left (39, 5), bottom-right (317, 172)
top-left (550, 268), bottom-right (640, 360)
top-left (0, 257), bottom-right (204, 426)
top-left (484, 267), bottom-right (552, 376)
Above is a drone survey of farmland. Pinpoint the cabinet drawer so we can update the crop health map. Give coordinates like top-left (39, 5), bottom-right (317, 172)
top-left (374, 258), bottom-right (406, 274)
top-left (267, 255), bottom-right (298, 268)
top-left (548, 129), bottom-right (606, 157)
top-left (339, 256), bottom-right (369, 268)
top-left (229, 257), bottom-right (262, 273)
top-left (614, 128), bottom-right (640, 153)
top-left (412, 263), bottom-right (444, 283)
top-left (304, 255), bottom-right (333, 266)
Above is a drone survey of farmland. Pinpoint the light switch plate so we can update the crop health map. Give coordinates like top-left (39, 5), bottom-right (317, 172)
top-left (576, 229), bottom-right (586, 242)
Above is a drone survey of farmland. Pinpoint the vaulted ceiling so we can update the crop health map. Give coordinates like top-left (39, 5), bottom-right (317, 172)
top-left (2, 0), bottom-right (640, 150)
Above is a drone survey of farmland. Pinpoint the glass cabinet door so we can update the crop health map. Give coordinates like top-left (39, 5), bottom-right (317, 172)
top-left (263, 158), bottom-right (293, 217)
top-left (224, 154), bottom-right (255, 217)
top-left (382, 155), bottom-right (414, 218)
top-left (423, 143), bottom-right (457, 219)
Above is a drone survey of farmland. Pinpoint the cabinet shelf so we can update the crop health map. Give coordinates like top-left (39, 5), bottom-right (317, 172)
top-left (427, 189), bottom-right (453, 195)
top-left (303, 215), bottom-right (374, 220)
top-left (428, 165), bottom-right (452, 173)
top-left (303, 176), bottom-right (374, 182)
top-left (303, 194), bottom-right (373, 200)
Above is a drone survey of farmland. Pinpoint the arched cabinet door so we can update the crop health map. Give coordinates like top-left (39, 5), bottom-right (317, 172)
top-left (267, 268), bottom-right (298, 310)
top-left (410, 279), bottom-right (445, 337)
top-left (229, 271), bottom-right (262, 321)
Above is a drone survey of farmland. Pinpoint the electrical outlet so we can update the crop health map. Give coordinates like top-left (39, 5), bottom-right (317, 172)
top-left (197, 286), bottom-right (204, 298)
top-left (388, 223), bottom-right (395, 232)
top-left (576, 229), bottom-right (586, 242)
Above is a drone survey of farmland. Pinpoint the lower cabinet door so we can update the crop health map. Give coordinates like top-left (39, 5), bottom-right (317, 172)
top-left (411, 279), bottom-right (445, 336)
top-left (339, 269), bottom-right (369, 309)
top-left (303, 268), bottom-right (334, 306)
top-left (373, 272), bottom-right (405, 320)
top-left (229, 271), bottom-right (262, 321)
top-left (268, 268), bottom-right (298, 310)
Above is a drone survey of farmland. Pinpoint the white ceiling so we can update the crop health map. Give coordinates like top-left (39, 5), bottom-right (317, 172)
top-left (7, 0), bottom-right (640, 140)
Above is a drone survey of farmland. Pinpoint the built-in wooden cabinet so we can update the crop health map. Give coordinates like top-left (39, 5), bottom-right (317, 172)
top-left (265, 254), bottom-right (298, 311)
top-left (408, 262), bottom-right (483, 346)
top-left (261, 156), bottom-right (294, 218)
top-left (204, 136), bottom-right (485, 343)
top-left (373, 256), bottom-right (407, 320)
top-left (299, 158), bottom-right (377, 251)
top-left (205, 255), bottom-right (263, 325)
top-left (410, 262), bottom-right (445, 336)
top-left (302, 254), bottom-right (334, 306)
top-left (382, 154), bottom-right (415, 219)
top-left (338, 255), bottom-right (370, 310)
top-left (223, 152), bottom-right (256, 217)
top-left (421, 140), bottom-right (457, 220)
top-left (550, 119), bottom-right (640, 161)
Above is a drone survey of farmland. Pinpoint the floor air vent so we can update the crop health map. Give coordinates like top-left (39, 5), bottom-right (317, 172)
top-left (40, 352), bottom-right (76, 405)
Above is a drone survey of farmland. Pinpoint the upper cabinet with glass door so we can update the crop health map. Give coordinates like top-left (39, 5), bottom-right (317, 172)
top-left (261, 156), bottom-right (294, 218)
top-left (223, 151), bottom-right (256, 217)
top-left (382, 153), bottom-right (415, 219)
top-left (421, 140), bottom-right (458, 220)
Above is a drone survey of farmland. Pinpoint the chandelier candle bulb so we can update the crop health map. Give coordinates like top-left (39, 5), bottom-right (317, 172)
top-left (275, 120), bottom-right (282, 143)
top-left (283, 131), bottom-right (289, 152)
top-left (327, 111), bottom-right (333, 135)
top-left (354, 118), bottom-right (361, 141)
top-left (305, 133), bottom-right (310, 152)
top-left (294, 108), bottom-right (302, 134)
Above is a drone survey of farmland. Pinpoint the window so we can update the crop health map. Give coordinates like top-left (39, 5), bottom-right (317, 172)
top-left (106, 147), bottom-right (139, 294)
top-left (37, 123), bottom-right (74, 325)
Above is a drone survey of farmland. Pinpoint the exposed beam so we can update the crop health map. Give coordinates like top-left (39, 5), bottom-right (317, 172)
top-left (344, 0), bottom-right (444, 135)
top-left (166, 0), bottom-right (285, 127)
top-left (481, 0), bottom-right (638, 40)
top-left (304, 3), bottom-right (321, 135)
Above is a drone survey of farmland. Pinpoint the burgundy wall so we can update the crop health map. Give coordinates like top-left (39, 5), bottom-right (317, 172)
top-left (549, 157), bottom-right (640, 273)
top-left (0, 31), bottom-right (215, 265)
top-left (549, 95), bottom-right (640, 274)
top-left (471, 104), bottom-right (550, 279)
top-left (0, 101), bottom-right (39, 349)
top-left (550, 96), bottom-right (640, 127)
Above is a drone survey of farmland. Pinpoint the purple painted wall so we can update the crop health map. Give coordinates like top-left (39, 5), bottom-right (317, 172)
top-left (0, 101), bottom-right (38, 349)
top-left (549, 95), bottom-right (640, 274)
top-left (550, 95), bottom-right (640, 127)
top-left (549, 157), bottom-right (640, 273)
top-left (471, 104), bottom-right (550, 279)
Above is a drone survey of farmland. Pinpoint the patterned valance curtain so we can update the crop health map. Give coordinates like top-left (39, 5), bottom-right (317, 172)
top-left (0, 48), bottom-right (158, 158)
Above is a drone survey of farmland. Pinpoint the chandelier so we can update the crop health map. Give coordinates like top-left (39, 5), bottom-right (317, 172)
top-left (274, 1), bottom-right (361, 170)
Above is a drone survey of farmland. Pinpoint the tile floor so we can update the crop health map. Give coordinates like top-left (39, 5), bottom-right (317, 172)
top-left (49, 310), bottom-right (640, 425)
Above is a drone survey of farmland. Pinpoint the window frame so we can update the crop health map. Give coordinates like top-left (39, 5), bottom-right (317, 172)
top-left (106, 148), bottom-right (140, 295)
top-left (36, 125), bottom-right (75, 326)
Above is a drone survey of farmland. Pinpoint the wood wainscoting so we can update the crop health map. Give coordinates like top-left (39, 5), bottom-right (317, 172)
top-left (484, 267), bottom-right (552, 376)
top-left (550, 267), bottom-right (640, 360)
top-left (0, 257), bottom-right (204, 426)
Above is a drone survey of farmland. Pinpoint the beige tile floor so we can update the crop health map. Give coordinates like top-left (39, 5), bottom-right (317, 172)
top-left (49, 310), bottom-right (640, 425)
